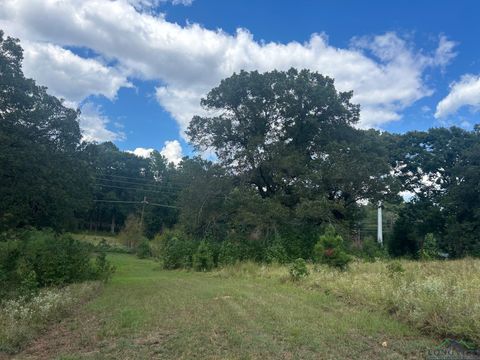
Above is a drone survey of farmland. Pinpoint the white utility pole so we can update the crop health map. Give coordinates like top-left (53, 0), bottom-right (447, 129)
top-left (377, 200), bottom-right (383, 246)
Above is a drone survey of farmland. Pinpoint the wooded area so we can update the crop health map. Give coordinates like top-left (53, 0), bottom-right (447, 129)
top-left (1, 30), bottom-right (479, 264)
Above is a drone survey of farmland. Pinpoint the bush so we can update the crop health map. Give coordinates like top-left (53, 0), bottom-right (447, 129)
top-left (193, 240), bottom-right (214, 271)
top-left (136, 239), bottom-right (152, 259)
top-left (265, 241), bottom-right (288, 264)
top-left (313, 225), bottom-right (352, 270)
top-left (289, 258), bottom-right (309, 281)
top-left (419, 233), bottom-right (439, 260)
top-left (386, 261), bottom-right (405, 278)
top-left (118, 214), bottom-right (145, 249)
top-left (0, 230), bottom-right (112, 299)
top-left (95, 241), bottom-right (116, 282)
top-left (153, 229), bottom-right (195, 269)
top-left (358, 236), bottom-right (387, 262)
top-left (218, 240), bottom-right (241, 266)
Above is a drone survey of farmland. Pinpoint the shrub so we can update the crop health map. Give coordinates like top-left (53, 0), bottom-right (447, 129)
top-left (136, 239), bottom-right (152, 259)
top-left (153, 229), bottom-right (195, 269)
top-left (265, 241), bottom-right (288, 264)
top-left (386, 261), bottom-right (405, 278)
top-left (218, 240), bottom-right (241, 266)
top-left (118, 214), bottom-right (145, 249)
top-left (193, 240), bottom-right (214, 271)
top-left (95, 242), bottom-right (116, 282)
top-left (0, 230), bottom-right (112, 299)
top-left (21, 230), bottom-right (94, 287)
top-left (314, 225), bottom-right (352, 270)
top-left (289, 258), bottom-right (309, 281)
top-left (419, 233), bottom-right (440, 260)
top-left (359, 236), bottom-right (387, 262)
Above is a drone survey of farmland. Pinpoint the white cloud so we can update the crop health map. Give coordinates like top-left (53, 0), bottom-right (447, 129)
top-left (78, 102), bottom-right (125, 142)
top-left (21, 42), bottom-right (131, 106)
top-left (127, 147), bottom-right (154, 158)
top-left (127, 0), bottom-right (193, 9)
top-left (0, 0), bottom-right (456, 135)
top-left (126, 141), bottom-right (183, 164)
top-left (160, 140), bottom-right (183, 165)
top-left (435, 74), bottom-right (480, 118)
top-left (432, 35), bottom-right (457, 68)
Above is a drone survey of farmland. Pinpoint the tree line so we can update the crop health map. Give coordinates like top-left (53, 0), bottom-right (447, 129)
top-left (1, 31), bottom-right (479, 264)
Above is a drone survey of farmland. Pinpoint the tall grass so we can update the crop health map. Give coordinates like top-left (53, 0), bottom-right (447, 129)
top-left (0, 282), bottom-right (101, 353)
top-left (215, 258), bottom-right (480, 346)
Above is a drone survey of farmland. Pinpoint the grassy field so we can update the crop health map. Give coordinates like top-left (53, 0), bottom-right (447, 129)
top-left (5, 254), bottom-right (454, 360)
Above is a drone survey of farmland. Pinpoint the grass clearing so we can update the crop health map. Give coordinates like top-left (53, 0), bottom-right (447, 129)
top-left (218, 259), bottom-right (480, 346)
top-left (9, 254), bottom-right (444, 359)
top-left (69, 233), bottom-right (121, 247)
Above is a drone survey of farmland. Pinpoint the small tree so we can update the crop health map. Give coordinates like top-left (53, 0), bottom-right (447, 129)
top-left (314, 225), bottom-right (351, 270)
top-left (193, 241), bottom-right (214, 271)
top-left (95, 240), bottom-right (116, 282)
top-left (419, 233), bottom-right (439, 260)
top-left (289, 258), bottom-right (309, 281)
top-left (136, 239), bottom-right (152, 259)
top-left (118, 214), bottom-right (145, 249)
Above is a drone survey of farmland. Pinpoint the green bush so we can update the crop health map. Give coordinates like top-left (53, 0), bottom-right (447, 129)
top-left (153, 229), bottom-right (195, 269)
top-left (386, 261), bottom-right (405, 278)
top-left (313, 225), bottom-right (352, 270)
top-left (118, 214), bottom-right (145, 249)
top-left (289, 258), bottom-right (309, 281)
top-left (136, 239), bottom-right (152, 259)
top-left (265, 241), bottom-right (288, 264)
top-left (419, 233), bottom-right (440, 260)
top-left (218, 240), bottom-right (241, 265)
top-left (358, 236), bottom-right (387, 262)
top-left (0, 230), bottom-right (112, 299)
top-left (95, 241), bottom-right (116, 282)
top-left (193, 240), bottom-right (214, 271)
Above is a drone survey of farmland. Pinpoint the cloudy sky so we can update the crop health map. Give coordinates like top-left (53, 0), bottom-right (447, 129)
top-left (1, 0), bottom-right (479, 163)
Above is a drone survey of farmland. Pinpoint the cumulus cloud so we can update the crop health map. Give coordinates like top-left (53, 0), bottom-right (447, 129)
top-left (127, 141), bottom-right (183, 164)
top-left (21, 41), bottom-right (131, 106)
top-left (160, 140), bottom-right (183, 165)
top-left (435, 74), bottom-right (480, 118)
top-left (0, 0), bottom-right (456, 135)
top-left (128, 147), bottom-right (154, 158)
top-left (78, 102), bottom-right (125, 142)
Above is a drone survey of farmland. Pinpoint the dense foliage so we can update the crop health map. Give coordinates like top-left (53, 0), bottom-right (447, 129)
top-left (1, 31), bottom-right (479, 274)
top-left (0, 229), bottom-right (112, 299)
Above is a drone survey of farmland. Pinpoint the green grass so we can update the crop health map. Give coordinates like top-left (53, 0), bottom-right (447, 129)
top-left (69, 233), bottom-right (119, 246)
top-left (31, 254), bottom-right (439, 360)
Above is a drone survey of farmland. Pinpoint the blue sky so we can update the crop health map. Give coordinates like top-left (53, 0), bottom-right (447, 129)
top-left (1, 0), bottom-right (479, 163)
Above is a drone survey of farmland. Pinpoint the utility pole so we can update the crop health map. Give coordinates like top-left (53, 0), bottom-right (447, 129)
top-left (377, 200), bottom-right (383, 246)
top-left (140, 196), bottom-right (147, 229)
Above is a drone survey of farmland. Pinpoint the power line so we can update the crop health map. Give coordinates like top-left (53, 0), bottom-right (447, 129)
top-left (93, 177), bottom-right (196, 193)
top-left (94, 177), bottom-right (184, 191)
top-left (96, 173), bottom-right (195, 186)
top-left (94, 183), bottom-right (229, 199)
top-left (93, 199), bottom-right (181, 209)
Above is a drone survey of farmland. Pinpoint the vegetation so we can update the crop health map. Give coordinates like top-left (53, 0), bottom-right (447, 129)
top-left (0, 229), bottom-right (113, 300)
top-left (313, 225), bottom-right (352, 270)
top-left (3, 31), bottom-right (479, 263)
top-left (6, 254), bottom-right (441, 359)
top-left (0, 282), bottom-right (100, 353)
top-left (1, 29), bottom-right (480, 357)
top-left (288, 258), bottom-right (309, 281)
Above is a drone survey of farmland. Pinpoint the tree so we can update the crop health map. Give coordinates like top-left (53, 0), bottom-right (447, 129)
top-left (0, 31), bottom-right (90, 231)
top-left (187, 68), bottom-right (360, 201)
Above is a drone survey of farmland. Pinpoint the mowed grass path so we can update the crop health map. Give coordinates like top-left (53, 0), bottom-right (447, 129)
top-left (21, 254), bottom-right (436, 359)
